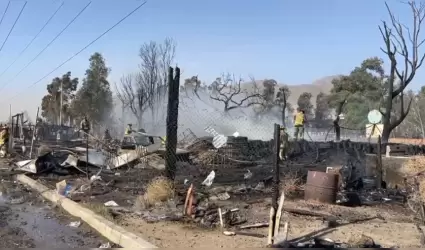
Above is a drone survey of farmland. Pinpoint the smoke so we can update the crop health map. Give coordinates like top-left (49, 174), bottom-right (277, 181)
top-left (114, 88), bottom-right (281, 140)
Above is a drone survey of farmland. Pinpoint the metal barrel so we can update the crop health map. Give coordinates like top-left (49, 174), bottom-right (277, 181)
top-left (304, 171), bottom-right (339, 204)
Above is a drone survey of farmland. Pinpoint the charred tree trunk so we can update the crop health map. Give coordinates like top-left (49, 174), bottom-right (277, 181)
top-left (334, 101), bottom-right (344, 142)
top-left (379, 2), bottom-right (425, 143)
top-left (333, 117), bottom-right (341, 142)
top-left (281, 104), bottom-right (286, 127)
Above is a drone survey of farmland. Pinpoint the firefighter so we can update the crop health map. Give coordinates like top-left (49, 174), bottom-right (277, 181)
top-left (0, 125), bottom-right (9, 157)
top-left (104, 129), bottom-right (112, 142)
top-left (293, 108), bottom-right (306, 140)
top-left (125, 124), bottom-right (134, 135)
top-left (161, 136), bottom-right (167, 147)
top-left (279, 126), bottom-right (289, 161)
top-left (80, 116), bottom-right (91, 138)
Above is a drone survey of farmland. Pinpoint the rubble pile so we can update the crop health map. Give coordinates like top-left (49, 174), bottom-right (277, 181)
top-left (186, 136), bottom-right (274, 165)
top-left (277, 234), bottom-right (381, 248)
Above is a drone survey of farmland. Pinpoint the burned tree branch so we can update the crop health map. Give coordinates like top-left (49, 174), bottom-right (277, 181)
top-left (379, 1), bottom-right (425, 142)
top-left (115, 73), bottom-right (150, 126)
top-left (210, 73), bottom-right (263, 112)
top-left (116, 38), bottom-right (176, 126)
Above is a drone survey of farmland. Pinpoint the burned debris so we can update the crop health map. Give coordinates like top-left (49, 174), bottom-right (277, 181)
top-left (2, 112), bottom-right (424, 248)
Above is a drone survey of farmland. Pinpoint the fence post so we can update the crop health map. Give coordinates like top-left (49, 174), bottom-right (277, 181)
top-left (376, 135), bottom-right (382, 189)
top-left (268, 123), bottom-right (281, 245)
top-left (165, 66), bottom-right (180, 180)
top-left (272, 123), bottom-right (281, 209)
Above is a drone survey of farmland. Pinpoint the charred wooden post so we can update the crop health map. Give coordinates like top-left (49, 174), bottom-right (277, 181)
top-left (268, 123), bottom-right (281, 245)
top-left (272, 123), bottom-right (281, 209)
top-left (376, 135), bottom-right (383, 189)
top-left (165, 66), bottom-right (180, 180)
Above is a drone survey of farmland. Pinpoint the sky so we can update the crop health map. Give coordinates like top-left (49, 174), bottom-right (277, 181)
top-left (0, 0), bottom-right (421, 121)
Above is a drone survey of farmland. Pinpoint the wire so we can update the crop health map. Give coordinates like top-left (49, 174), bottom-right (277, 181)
top-left (0, 1), bottom-right (26, 53)
top-left (0, 2), bottom-right (64, 79)
top-left (0, 1), bottom-right (11, 30)
top-left (4, 1), bottom-right (148, 103)
top-left (0, 1), bottom-right (91, 92)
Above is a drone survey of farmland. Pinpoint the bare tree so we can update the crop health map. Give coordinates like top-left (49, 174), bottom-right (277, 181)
top-left (139, 38), bottom-right (176, 122)
top-left (210, 73), bottom-right (262, 112)
top-left (379, 1), bottom-right (425, 143)
top-left (116, 38), bottom-right (176, 127)
top-left (115, 74), bottom-right (149, 127)
top-left (276, 86), bottom-right (292, 126)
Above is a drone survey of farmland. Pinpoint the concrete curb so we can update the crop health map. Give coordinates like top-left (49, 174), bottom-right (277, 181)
top-left (16, 174), bottom-right (157, 249)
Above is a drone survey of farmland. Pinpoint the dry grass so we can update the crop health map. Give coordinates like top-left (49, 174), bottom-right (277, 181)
top-left (281, 170), bottom-right (304, 197)
top-left (401, 156), bottom-right (425, 176)
top-left (196, 151), bottom-right (220, 165)
top-left (143, 176), bottom-right (175, 207)
top-left (418, 180), bottom-right (425, 202)
top-left (347, 234), bottom-right (375, 247)
top-left (83, 202), bottom-right (115, 221)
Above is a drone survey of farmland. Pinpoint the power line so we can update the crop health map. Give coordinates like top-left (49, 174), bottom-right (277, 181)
top-left (4, 1), bottom-right (148, 103)
top-left (0, 1), bottom-right (27, 53)
top-left (0, 2), bottom-right (64, 79)
top-left (0, 2), bottom-right (11, 30)
top-left (0, 1), bottom-right (91, 92)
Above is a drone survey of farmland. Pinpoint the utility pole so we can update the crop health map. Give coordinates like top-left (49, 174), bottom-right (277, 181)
top-left (59, 81), bottom-right (63, 126)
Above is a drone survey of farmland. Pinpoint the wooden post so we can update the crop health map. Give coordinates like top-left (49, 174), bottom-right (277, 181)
top-left (272, 123), bottom-right (281, 210)
top-left (268, 123), bottom-right (281, 245)
top-left (376, 135), bottom-right (383, 189)
top-left (8, 104), bottom-right (12, 153)
top-left (29, 107), bottom-right (39, 159)
top-left (165, 66), bottom-right (180, 180)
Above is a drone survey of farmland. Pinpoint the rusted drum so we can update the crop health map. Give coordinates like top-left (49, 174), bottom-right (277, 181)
top-left (304, 171), bottom-right (338, 204)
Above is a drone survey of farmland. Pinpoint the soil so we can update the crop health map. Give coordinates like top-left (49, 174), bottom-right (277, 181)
top-left (0, 172), bottom-right (114, 248)
top-left (115, 199), bottom-right (422, 248)
top-left (33, 164), bottom-right (423, 248)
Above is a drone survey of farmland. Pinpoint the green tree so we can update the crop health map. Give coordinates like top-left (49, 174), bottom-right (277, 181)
top-left (328, 57), bottom-right (384, 140)
top-left (315, 92), bottom-right (330, 125)
top-left (396, 89), bottom-right (425, 138)
top-left (71, 52), bottom-right (113, 129)
top-left (297, 92), bottom-right (313, 117)
top-left (41, 72), bottom-right (78, 124)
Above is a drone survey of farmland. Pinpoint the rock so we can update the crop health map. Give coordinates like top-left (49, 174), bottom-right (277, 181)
top-left (254, 182), bottom-right (265, 191)
top-left (209, 195), bottom-right (218, 201)
top-left (208, 186), bottom-right (227, 194)
top-left (217, 192), bottom-right (230, 201)
top-left (233, 184), bottom-right (249, 193)
top-left (348, 234), bottom-right (376, 248)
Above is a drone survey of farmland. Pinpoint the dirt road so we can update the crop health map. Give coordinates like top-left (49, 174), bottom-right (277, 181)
top-left (0, 177), bottom-right (112, 248)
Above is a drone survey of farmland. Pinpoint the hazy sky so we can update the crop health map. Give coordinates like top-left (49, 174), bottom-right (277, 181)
top-left (0, 0), bottom-right (422, 121)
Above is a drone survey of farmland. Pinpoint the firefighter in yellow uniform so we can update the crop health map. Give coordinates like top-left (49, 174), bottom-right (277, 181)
top-left (161, 136), bottom-right (167, 147)
top-left (293, 108), bottom-right (305, 140)
top-left (125, 124), bottom-right (133, 135)
top-left (0, 125), bottom-right (9, 157)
